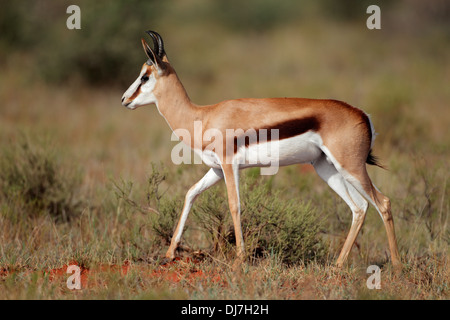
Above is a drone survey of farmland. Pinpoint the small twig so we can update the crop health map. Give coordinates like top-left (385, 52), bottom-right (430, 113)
top-left (111, 178), bottom-right (160, 215)
top-left (203, 251), bottom-right (234, 269)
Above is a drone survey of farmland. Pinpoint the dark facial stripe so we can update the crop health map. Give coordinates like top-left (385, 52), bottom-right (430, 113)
top-left (232, 116), bottom-right (320, 152)
top-left (129, 83), bottom-right (142, 100)
top-left (129, 68), bottom-right (152, 101)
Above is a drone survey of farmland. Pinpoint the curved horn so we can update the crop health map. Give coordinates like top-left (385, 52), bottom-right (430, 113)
top-left (145, 31), bottom-right (159, 56)
top-left (146, 30), bottom-right (165, 57)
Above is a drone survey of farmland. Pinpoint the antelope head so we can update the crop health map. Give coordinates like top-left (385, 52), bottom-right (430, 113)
top-left (122, 31), bottom-right (169, 109)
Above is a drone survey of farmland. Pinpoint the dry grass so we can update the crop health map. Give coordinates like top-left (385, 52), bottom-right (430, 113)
top-left (0, 5), bottom-right (448, 299)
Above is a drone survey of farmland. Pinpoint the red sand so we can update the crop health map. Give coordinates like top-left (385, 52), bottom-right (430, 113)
top-left (1, 258), bottom-right (224, 289)
top-left (46, 260), bottom-right (131, 288)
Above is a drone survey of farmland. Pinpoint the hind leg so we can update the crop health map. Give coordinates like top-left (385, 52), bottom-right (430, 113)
top-left (370, 186), bottom-right (401, 267)
top-left (331, 163), bottom-right (401, 268)
top-left (313, 155), bottom-right (369, 267)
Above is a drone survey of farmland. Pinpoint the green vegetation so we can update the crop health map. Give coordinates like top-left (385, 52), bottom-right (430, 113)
top-left (0, 0), bottom-right (448, 299)
top-left (113, 164), bottom-right (326, 265)
top-left (0, 135), bottom-right (84, 222)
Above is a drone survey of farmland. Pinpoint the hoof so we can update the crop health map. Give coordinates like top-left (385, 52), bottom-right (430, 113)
top-left (159, 256), bottom-right (175, 266)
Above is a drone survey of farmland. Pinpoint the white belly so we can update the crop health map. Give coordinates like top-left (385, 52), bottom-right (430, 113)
top-left (236, 131), bottom-right (323, 169)
top-left (194, 131), bottom-right (323, 170)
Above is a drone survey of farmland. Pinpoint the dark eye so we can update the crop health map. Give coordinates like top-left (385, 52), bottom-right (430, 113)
top-left (141, 74), bottom-right (149, 82)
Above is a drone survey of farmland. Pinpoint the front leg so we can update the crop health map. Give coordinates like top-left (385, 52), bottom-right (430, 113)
top-left (165, 168), bottom-right (223, 260)
top-left (221, 163), bottom-right (245, 259)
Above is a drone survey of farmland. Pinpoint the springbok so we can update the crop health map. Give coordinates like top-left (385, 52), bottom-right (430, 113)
top-left (122, 31), bottom-right (401, 267)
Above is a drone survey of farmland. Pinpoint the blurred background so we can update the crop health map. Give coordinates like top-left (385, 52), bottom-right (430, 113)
top-left (1, 0), bottom-right (449, 163)
top-left (0, 0), bottom-right (448, 298)
top-left (1, 0), bottom-right (448, 193)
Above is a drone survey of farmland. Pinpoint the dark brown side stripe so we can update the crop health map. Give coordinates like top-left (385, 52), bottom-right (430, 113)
top-left (232, 116), bottom-right (320, 152)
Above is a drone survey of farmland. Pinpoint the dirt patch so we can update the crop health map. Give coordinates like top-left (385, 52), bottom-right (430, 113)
top-left (0, 268), bottom-right (9, 277)
top-left (151, 257), bottom-right (224, 285)
top-left (0, 258), bottom-right (225, 290)
top-left (45, 260), bottom-right (131, 289)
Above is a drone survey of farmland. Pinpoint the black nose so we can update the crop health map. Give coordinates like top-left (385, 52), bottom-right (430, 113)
top-left (121, 97), bottom-right (125, 102)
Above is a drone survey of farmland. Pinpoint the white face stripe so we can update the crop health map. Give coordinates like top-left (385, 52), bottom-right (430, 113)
top-left (122, 64), bottom-right (158, 109)
top-left (122, 65), bottom-right (146, 100)
top-left (133, 73), bottom-right (157, 106)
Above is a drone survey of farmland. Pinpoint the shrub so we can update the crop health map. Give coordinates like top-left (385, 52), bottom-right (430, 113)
top-left (194, 170), bottom-right (327, 265)
top-left (112, 164), bottom-right (181, 247)
top-left (192, 185), bottom-right (232, 256)
top-left (0, 135), bottom-right (84, 222)
top-left (114, 164), bottom-right (326, 264)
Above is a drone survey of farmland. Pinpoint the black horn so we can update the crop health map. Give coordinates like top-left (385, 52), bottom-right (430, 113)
top-left (145, 31), bottom-right (159, 57)
top-left (146, 30), bottom-right (165, 58)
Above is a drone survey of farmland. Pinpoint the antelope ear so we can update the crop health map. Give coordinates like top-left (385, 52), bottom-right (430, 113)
top-left (141, 38), bottom-right (155, 65)
top-left (141, 38), bottom-right (166, 73)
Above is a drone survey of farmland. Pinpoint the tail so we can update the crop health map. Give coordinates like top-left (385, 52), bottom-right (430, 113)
top-left (366, 149), bottom-right (386, 169)
top-left (364, 113), bottom-right (386, 169)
